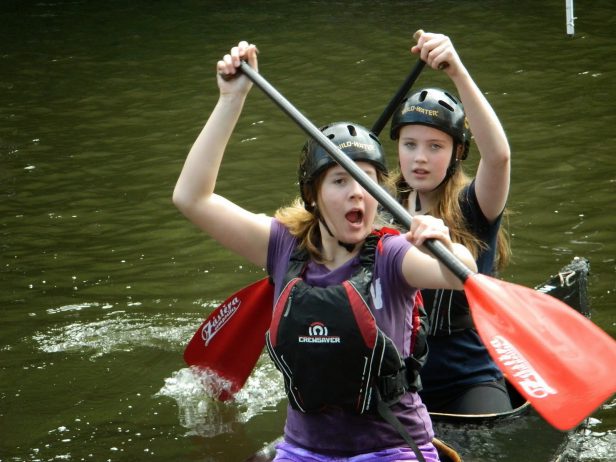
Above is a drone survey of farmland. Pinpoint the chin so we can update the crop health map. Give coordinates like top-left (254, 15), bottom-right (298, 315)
top-left (341, 230), bottom-right (364, 244)
top-left (410, 183), bottom-right (433, 193)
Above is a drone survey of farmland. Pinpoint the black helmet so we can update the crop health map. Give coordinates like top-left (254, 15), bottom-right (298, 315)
top-left (390, 88), bottom-right (470, 160)
top-left (299, 122), bottom-right (387, 209)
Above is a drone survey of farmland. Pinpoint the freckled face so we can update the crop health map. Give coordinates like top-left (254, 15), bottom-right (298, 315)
top-left (316, 162), bottom-right (378, 244)
top-left (398, 124), bottom-right (454, 192)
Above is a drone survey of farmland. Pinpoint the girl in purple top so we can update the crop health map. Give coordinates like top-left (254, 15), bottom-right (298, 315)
top-left (173, 41), bottom-right (477, 461)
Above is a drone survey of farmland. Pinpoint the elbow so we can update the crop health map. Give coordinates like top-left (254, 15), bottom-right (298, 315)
top-left (498, 143), bottom-right (511, 166)
top-left (172, 186), bottom-right (193, 215)
top-left (172, 187), bottom-right (184, 211)
top-left (502, 149), bottom-right (511, 168)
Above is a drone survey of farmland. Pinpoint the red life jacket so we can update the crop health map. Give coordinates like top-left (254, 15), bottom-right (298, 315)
top-left (265, 229), bottom-right (428, 414)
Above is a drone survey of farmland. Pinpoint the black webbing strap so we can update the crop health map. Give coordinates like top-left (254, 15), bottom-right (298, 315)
top-left (375, 390), bottom-right (426, 462)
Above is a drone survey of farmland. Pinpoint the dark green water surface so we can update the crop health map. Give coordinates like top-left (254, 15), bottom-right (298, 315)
top-left (1, 1), bottom-right (614, 461)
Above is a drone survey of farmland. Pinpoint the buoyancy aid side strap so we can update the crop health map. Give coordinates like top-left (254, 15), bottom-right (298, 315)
top-left (403, 354), bottom-right (425, 393)
top-left (375, 388), bottom-right (426, 462)
top-left (406, 291), bottom-right (428, 392)
top-left (377, 366), bottom-right (411, 404)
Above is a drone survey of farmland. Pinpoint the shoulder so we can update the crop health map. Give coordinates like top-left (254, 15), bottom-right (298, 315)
top-left (374, 232), bottom-right (413, 287)
top-left (378, 232), bottom-right (412, 254)
top-left (267, 219), bottom-right (303, 300)
top-left (267, 219), bottom-right (296, 271)
top-left (269, 218), bottom-right (297, 250)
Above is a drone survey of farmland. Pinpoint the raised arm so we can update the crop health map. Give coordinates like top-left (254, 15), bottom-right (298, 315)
top-left (413, 32), bottom-right (511, 222)
top-left (172, 42), bottom-right (271, 268)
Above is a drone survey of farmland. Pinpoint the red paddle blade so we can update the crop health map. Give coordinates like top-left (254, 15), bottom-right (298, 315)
top-left (183, 277), bottom-right (274, 400)
top-left (464, 273), bottom-right (616, 431)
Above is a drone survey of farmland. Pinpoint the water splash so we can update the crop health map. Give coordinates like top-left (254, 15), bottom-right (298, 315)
top-left (32, 311), bottom-right (197, 358)
top-left (156, 362), bottom-right (285, 438)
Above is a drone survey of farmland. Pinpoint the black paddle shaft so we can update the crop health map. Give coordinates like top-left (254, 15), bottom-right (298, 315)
top-left (239, 61), bottom-right (474, 282)
top-left (370, 59), bottom-right (426, 136)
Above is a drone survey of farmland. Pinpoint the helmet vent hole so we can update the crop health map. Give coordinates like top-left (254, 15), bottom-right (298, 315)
top-left (444, 91), bottom-right (459, 103)
top-left (438, 99), bottom-right (455, 113)
top-left (347, 125), bottom-right (357, 137)
top-left (419, 90), bottom-right (428, 102)
top-left (327, 134), bottom-right (335, 140)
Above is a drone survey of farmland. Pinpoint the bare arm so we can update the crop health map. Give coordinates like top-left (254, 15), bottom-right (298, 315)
top-left (401, 215), bottom-right (478, 290)
top-left (172, 42), bottom-right (271, 268)
top-left (413, 32), bottom-right (511, 222)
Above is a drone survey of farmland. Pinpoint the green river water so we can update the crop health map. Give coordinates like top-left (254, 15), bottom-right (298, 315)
top-left (1, 1), bottom-right (615, 461)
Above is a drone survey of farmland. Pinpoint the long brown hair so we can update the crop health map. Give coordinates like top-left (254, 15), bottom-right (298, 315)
top-left (390, 165), bottom-right (511, 272)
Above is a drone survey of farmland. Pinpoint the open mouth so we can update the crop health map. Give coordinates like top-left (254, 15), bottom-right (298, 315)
top-left (345, 210), bottom-right (363, 224)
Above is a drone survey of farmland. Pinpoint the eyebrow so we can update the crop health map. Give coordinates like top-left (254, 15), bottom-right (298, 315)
top-left (328, 166), bottom-right (376, 178)
top-left (400, 136), bottom-right (448, 143)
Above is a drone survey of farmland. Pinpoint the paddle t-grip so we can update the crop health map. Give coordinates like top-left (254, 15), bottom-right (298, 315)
top-left (413, 29), bottom-right (449, 70)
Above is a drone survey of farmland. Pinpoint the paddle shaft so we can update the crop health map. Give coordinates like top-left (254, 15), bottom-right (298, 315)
top-left (371, 29), bottom-right (449, 136)
top-left (239, 61), bottom-right (474, 282)
top-left (371, 29), bottom-right (427, 136)
top-left (371, 59), bottom-right (425, 136)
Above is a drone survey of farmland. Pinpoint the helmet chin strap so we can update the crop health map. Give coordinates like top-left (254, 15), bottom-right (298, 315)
top-left (315, 208), bottom-right (357, 253)
top-left (415, 193), bottom-right (422, 212)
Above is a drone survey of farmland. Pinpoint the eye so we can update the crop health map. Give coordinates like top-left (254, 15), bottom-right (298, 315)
top-left (404, 140), bottom-right (417, 149)
top-left (430, 142), bottom-right (444, 151)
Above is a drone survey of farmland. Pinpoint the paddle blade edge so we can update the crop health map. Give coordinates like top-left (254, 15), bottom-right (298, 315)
top-left (464, 273), bottom-right (616, 431)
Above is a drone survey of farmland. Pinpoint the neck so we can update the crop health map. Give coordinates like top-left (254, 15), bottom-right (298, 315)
top-left (408, 189), bottom-right (436, 216)
top-left (322, 242), bottom-right (360, 269)
top-left (319, 223), bottom-right (361, 269)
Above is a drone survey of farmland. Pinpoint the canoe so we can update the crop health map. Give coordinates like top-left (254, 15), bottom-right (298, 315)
top-left (243, 256), bottom-right (591, 461)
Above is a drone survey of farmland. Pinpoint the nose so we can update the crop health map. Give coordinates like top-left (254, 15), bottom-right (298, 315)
top-left (349, 179), bottom-right (365, 199)
top-left (413, 146), bottom-right (428, 162)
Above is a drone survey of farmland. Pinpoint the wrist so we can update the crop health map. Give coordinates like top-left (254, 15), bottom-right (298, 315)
top-left (218, 91), bottom-right (248, 105)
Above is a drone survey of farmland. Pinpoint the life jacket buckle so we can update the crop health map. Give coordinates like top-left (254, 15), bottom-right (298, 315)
top-left (377, 366), bottom-right (409, 405)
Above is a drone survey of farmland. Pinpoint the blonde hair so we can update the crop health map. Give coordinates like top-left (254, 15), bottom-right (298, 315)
top-left (389, 164), bottom-right (511, 272)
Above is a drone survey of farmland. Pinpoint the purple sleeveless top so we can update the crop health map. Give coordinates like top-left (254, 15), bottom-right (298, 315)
top-left (266, 219), bottom-right (434, 456)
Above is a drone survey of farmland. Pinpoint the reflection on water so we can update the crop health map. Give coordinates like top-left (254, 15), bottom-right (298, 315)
top-left (1, 0), bottom-right (615, 461)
